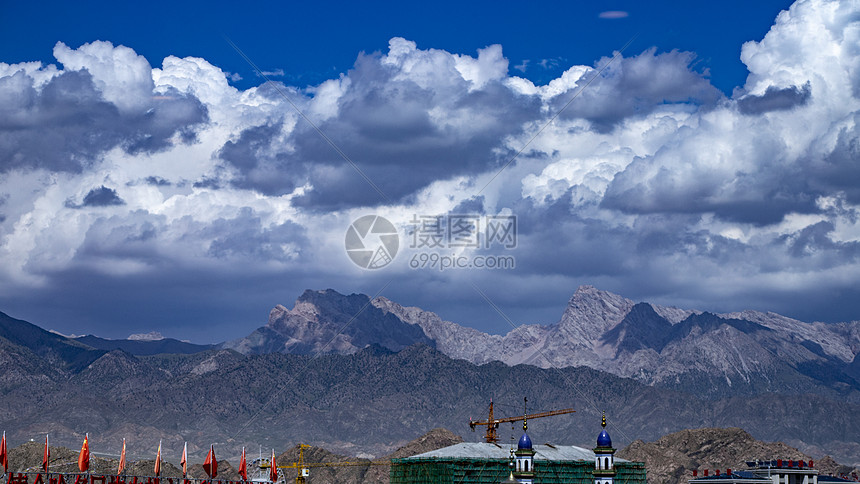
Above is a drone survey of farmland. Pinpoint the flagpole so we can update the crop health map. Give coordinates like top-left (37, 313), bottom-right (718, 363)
top-left (181, 442), bottom-right (187, 479)
top-left (86, 433), bottom-right (91, 484)
top-left (2, 431), bottom-right (6, 476)
top-left (118, 438), bottom-right (126, 478)
top-left (154, 439), bottom-right (162, 484)
top-left (1, 431), bottom-right (7, 484)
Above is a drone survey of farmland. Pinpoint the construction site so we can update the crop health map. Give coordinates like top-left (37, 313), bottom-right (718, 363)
top-left (1, 400), bottom-right (647, 484)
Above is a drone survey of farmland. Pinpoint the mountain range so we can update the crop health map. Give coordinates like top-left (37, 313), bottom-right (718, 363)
top-left (3, 285), bottom-right (860, 468)
top-left (224, 286), bottom-right (860, 401)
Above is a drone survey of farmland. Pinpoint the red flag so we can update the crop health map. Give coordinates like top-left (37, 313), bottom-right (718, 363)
top-left (153, 441), bottom-right (162, 477)
top-left (269, 449), bottom-right (277, 483)
top-left (43, 434), bottom-right (50, 473)
top-left (78, 434), bottom-right (90, 472)
top-left (238, 447), bottom-right (248, 481)
top-left (180, 442), bottom-right (187, 478)
top-left (1, 431), bottom-right (8, 471)
top-left (203, 445), bottom-right (217, 479)
top-left (117, 439), bottom-right (126, 476)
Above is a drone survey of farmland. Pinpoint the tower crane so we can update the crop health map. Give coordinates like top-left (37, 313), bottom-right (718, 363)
top-left (262, 444), bottom-right (389, 484)
top-left (469, 398), bottom-right (575, 443)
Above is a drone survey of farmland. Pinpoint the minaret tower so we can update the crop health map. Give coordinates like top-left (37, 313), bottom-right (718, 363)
top-left (593, 412), bottom-right (616, 484)
top-left (513, 399), bottom-right (535, 484)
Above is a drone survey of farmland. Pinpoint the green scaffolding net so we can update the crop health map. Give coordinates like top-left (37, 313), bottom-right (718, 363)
top-left (390, 458), bottom-right (646, 484)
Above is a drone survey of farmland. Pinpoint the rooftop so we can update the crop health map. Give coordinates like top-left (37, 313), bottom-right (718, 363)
top-left (690, 471), bottom-right (769, 482)
top-left (690, 474), bottom-right (855, 484)
top-left (406, 442), bottom-right (632, 462)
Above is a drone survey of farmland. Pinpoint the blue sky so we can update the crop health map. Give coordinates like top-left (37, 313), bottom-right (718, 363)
top-left (3, 0), bottom-right (860, 343)
top-left (1, 1), bottom-right (792, 93)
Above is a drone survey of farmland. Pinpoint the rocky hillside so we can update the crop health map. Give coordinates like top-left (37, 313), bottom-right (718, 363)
top-left (618, 428), bottom-right (859, 484)
top-left (4, 441), bottom-right (183, 477)
top-left (4, 331), bottom-right (860, 465)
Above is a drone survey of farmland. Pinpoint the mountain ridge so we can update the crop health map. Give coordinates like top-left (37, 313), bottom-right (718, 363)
top-left (221, 285), bottom-right (860, 402)
top-left (4, 320), bottom-right (860, 465)
top-left (5, 285), bottom-right (860, 465)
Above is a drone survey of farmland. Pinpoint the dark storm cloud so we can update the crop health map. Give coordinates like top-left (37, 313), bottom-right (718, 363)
top-left (0, 68), bottom-right (207, 173)
top-left (204, 208), bottom-right (308, 261)
top-left (737, 83), bottom-right (811, 115)
top-left (218, 121), bottom-right (304, 196)
top-left (600, 129), bottom-right (823, 227)
top-left (451, 196), bottom-right (486, 214)
top-left (193, 177), bottom-right (222, 189)
top-left (810, 117), bottom-right (860, 204)
top-left (82, 186), bottom-right (125, 206)
top-left (217, 51), bottom-right (542, 209)
top-left (76, 211), bottom-right (162, 263)
top-left (503, 191), bottom-right (860, 323)
top-left (783, 221), bottom-right (860, 261)
top-left (72, 208), bottom-right (307, 271)
top-left (144, 176), bottom-right (171, 186)
top-left (551, 48), bottom-right (722, 132)
top-left (508, 193), bottom-right (746, 279)
top-left (601, 166), bottom-right (819, 225)
top-left (65, 186), bottom-right (126, 208)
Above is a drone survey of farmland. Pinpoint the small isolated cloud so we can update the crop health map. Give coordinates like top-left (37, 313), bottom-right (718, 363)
top-left (599, 10), bottom-right (629, 19)
top-left (538, 58), bottom-right (561, 70)
top-left (514, 59), bottom-right (530, 73)
top-left (258, 69), bottom-right (285, 77)
top-left (227, 72), bottom-right (243, 82)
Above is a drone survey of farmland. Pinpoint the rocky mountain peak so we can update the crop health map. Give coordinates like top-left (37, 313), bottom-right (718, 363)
top-left (226, 285), bottom-right (860, 415)
top-left (557, 285), bottom-right (635, 340)
top-left (601, 302), bottom-right (674, 354)
top-left (227, 289), bottom-right (434, 355)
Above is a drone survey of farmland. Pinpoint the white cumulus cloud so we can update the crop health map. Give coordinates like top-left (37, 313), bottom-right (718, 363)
top-left (1, 0), bottom-right (860, 339)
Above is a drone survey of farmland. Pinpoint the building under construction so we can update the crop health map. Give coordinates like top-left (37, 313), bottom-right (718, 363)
top-left (390, 413), bottom-right (646, 484)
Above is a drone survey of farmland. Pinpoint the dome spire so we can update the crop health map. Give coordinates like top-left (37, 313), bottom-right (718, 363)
top-left (514, 397), bottom-right (535, 484)
top-left (523, 397), bottom-right (528, 432)
top-left (596, 413), bottom-right (612, 448)
top-left (593, 412), bottom-right (617, 484)
top-left (517, 397), bottom-right (533, 450)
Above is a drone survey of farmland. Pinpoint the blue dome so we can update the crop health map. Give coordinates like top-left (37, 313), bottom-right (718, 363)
top-left (597, 429), bottom-right (612, 448)
top-left (518, 432), bottom-right (533, 450)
